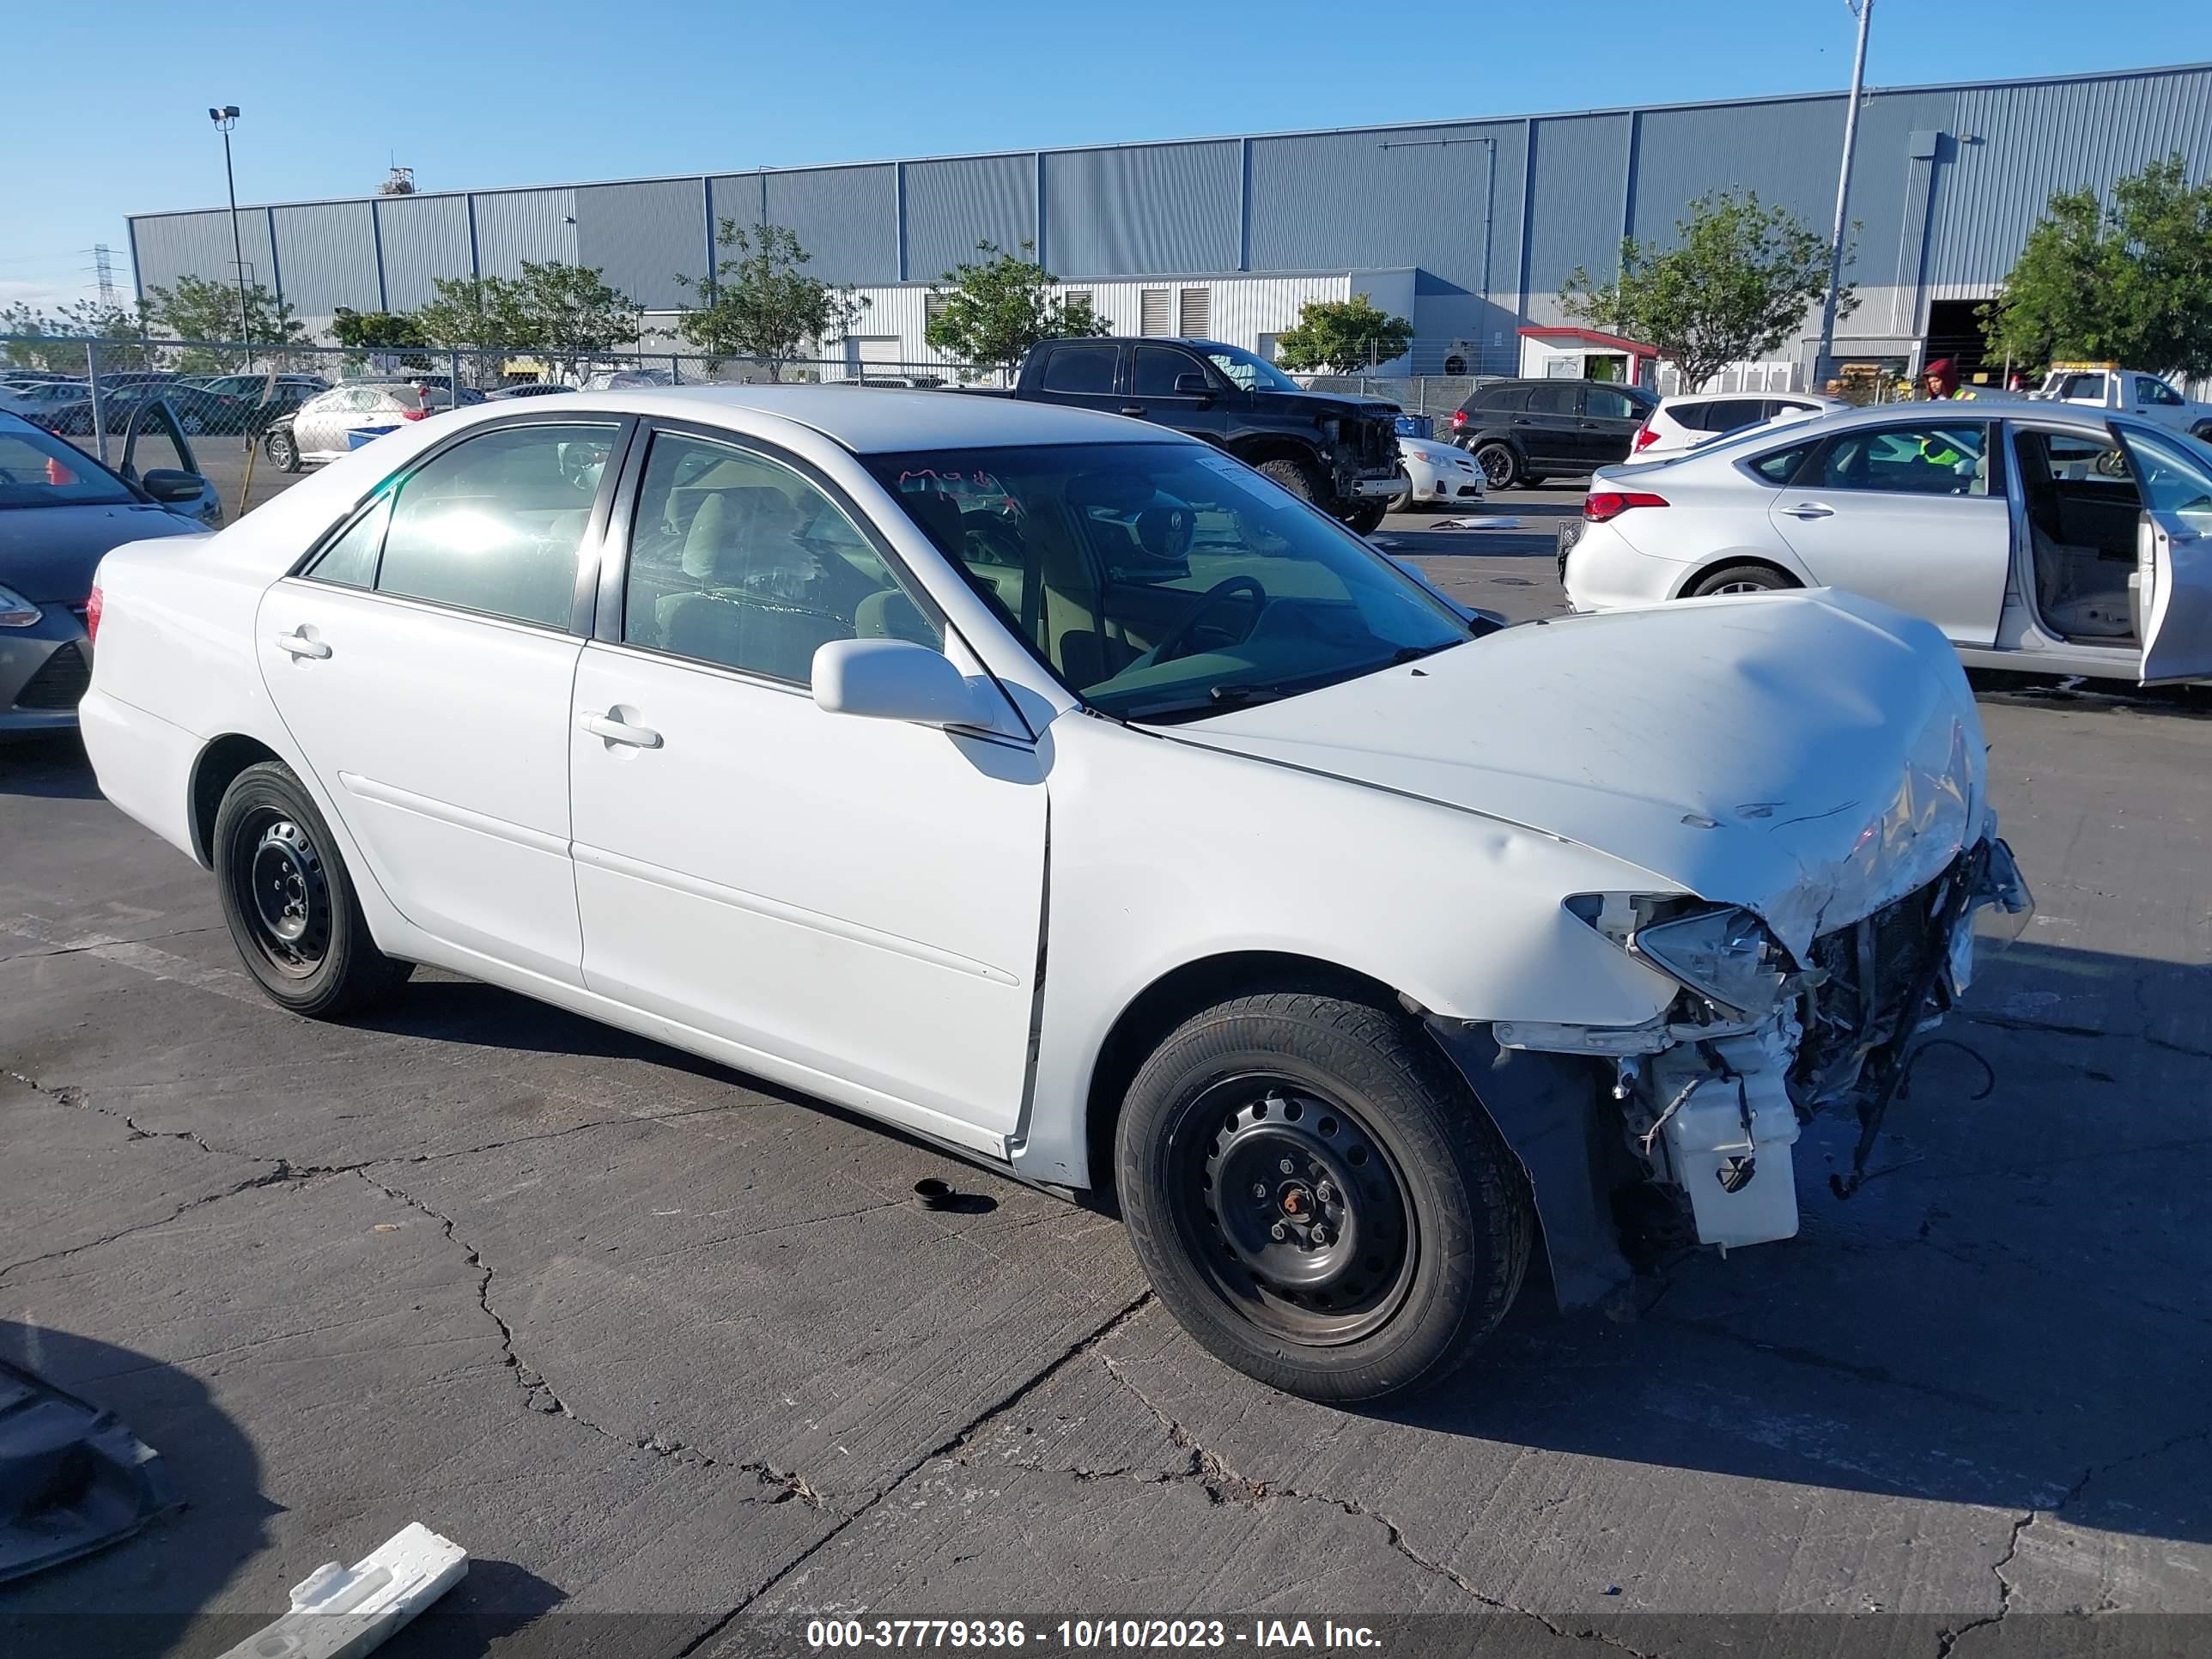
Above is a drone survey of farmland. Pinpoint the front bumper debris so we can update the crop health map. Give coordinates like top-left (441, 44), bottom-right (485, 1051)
top-left (1485, 837), bottom-right (2030, 1256)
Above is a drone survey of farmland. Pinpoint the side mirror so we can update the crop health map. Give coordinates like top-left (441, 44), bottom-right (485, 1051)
top-left (140, 469), bottom-right (207, 503)
top-left (811, 638), bottom-right (988, 728)
top-left (1173, 373), bottom-right (1213, 401)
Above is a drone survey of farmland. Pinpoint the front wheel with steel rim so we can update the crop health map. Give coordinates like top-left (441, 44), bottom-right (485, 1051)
top-left (264, 428), bottom-right (301, 472)
top-left (1116, 988), bottom-right (1532, 1402)
top-left (213, 760), bottom-right (410, 1017)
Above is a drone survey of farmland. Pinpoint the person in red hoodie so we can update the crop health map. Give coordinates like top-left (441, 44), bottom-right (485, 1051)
top-left (1921, 356), bottom-right (1960, 399)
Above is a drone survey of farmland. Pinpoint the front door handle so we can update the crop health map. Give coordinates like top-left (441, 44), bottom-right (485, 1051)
top-left (1781, 502), bottom-right (1836, 520)
top-left (580, 711), bottom-right (662, 749)
top-left (273, 630), bottom-right (331, 659)
top-left (1120, 404), bottom-right (1146, 416)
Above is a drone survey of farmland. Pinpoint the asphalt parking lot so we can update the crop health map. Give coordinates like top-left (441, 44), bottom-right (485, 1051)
top-left (2, 483), bottom-right (2209, 1657)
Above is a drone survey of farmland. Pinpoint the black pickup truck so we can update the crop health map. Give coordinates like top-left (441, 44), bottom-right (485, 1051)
top-left (991, 337), bottom-right (1404, 532)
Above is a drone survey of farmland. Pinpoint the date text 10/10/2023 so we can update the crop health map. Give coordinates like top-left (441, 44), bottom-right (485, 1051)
top-left (805, 1619), bottom-right (1383, 1650)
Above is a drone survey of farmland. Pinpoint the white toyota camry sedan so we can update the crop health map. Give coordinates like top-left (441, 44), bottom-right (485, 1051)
top-left (82, 386), bottom-right (2025, 1402)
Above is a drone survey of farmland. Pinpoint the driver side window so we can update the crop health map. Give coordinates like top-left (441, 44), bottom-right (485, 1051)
top-left (622, 433), bottom-right (940, 684)
top-left (374, 422), bottom-right (616, 627)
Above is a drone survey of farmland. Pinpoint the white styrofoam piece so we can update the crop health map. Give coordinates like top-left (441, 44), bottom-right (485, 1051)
top-left (215, 1521), bottom-right (467, 1659)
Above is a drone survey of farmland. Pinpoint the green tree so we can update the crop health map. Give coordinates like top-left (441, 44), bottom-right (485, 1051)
top-left (1981, 155), bottom-right (2212, 380)
top-left (1, 299), bottom-right (153, 372)
top-left (331, 307), bottom-right (428, 349)
top-left (1562, 190), bottom-right (1849, 393)
top-left (143, 274), bottom-right (308, 370)
top-left (675, 222), bottom-right (866, 381)
top-left (923, 241), bottom-right (1106, 375)
top-left (1273, 295), bottom-right (1415, 373)
top-left (508, 260), bottom-right (645, 384)
top-left (415, 274), bottom-right (533, 354)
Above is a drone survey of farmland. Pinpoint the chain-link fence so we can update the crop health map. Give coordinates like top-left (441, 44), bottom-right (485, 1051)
top-left (0, 335), bottom-right (995, 465)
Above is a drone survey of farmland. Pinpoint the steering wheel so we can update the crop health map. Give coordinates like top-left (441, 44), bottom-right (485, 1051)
top-left (1152, 575), bottom-right (1266, 663)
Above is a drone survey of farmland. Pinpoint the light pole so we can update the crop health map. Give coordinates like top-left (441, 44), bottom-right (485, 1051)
top-left (208, 105), bottom-right (252, 369)
top-left (1814, 1), bottom-right (1873, 386)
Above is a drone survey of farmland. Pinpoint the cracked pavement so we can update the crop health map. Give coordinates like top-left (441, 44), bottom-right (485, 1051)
top-left (3, 522), bottom-right (2209, 1656)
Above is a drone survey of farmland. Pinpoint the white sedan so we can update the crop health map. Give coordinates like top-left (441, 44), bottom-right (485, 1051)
top-left (1388, 434), bottom-right (1486, 509)
top-left (1561, 402), bottom-right (2212, 684)
top-left (83, 387), bottom-right (2024, 1402)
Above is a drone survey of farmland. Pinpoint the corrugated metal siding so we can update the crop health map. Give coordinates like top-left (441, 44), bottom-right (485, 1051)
top-left (131, 209), bottom-right (278, 303)
top-left (1043, 143), bottom-right (1241, 277)
top-left (577, 179), bottom-right (704, 308)
top-left (764, 165), bottom-right (900, 285)
top-left (1247, 122), bottom-right (1522, 302)
top-left (269, 201), bottom-right (380, 314)
top-left (374, 194), bottom-right (473, 309)
top-left (1630, 97), bottom-right (1844, 241)
top-left (1522, 112), bottom-right (1632, 295)
top-left (707, 172), bottom-right (765, 236)
top-left (902, 154), bottom-right (1037, 281)
top-left (471, 187), bottom-right (579, 278)
top-left (1927, 65), bottom-right (2212, 288)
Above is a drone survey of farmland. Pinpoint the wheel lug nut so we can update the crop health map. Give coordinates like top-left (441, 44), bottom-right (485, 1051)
top-left (1279, 1158), bottom-right (1295, 1175)
top-left (1311, 1224), bottom-right (1331, 1246)
top-left (1252, 1182), bottom-right (1267, 1199)
top-left (1269, 1223), bottom-right (1287, 1241)
top-left (1315, 1182), bottom-right (1333, 1203)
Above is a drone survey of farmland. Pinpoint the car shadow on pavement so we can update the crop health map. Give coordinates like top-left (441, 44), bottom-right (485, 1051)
top-left (0, 1321), bottom-right (269, 1659)
top-left (0, 735), bottom-right (102, 799)
top-left (1365, 936), bottom-right (2212, 1545)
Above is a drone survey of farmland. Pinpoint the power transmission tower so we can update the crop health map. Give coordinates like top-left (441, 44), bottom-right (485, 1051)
top-left (93, 244), bottom-right (117, 307)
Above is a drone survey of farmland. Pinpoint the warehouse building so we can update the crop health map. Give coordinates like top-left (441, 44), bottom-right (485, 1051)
top-left (127, 60), bottom-right (2212, 390)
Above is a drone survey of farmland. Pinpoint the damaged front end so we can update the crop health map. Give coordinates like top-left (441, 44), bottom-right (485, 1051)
top-left (1451, 837), bottom-right (2029, 1291)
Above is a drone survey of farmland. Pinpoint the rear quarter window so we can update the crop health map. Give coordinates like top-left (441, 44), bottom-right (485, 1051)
top-left (1746, 443), bottom-right (1814, 485)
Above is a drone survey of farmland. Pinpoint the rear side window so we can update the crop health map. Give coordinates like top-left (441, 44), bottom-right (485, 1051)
top-left (1040, 345), bottom-right (1117, 395)
top-left (1584, 387), bottom-right (1642, 421)
top-left (1747, 443), bottom-right (1814, 484)
top-left (373, 423), bottom-right (616, 627)
top-left (1526, 384), bottom-right (1577, 415)
top-left (1670, 401), bottom-right (1714, 431)
top-left (1704, 398), bottom-right (1766, 431)
top-left (1471, 385), bottom-right (1528, 412)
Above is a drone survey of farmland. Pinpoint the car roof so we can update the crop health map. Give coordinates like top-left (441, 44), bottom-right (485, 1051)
top-left (502, 384), bottom-right (1202, 453)
top-left (1622, 398), bottom-right (2157, 474)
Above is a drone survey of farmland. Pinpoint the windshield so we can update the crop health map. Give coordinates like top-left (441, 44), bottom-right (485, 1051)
top-left (1200, 343), bottom-right (1301, 394)
top-left (867, 442), bottom-right (1475, 721)
top-left (0, 424), bottom-right (135, 507)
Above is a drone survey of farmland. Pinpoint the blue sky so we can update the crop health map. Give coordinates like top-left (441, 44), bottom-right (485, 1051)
top-left (5, 1), bottom-right (2206, 313)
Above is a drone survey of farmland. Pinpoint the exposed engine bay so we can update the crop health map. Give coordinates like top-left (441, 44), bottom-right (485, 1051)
top-left (1486, 836), bottom-right (2031, 1258)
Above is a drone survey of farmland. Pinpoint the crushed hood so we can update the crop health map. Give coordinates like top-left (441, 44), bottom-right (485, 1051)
top-left (1167, 591), bottom-right (1986, 958)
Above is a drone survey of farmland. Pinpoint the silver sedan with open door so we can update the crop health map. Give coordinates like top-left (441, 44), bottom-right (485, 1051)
top-left (1559, 402), bottom-right (2212, 684)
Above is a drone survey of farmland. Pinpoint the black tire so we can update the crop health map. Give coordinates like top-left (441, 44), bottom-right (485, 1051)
top-left (213, 761), bottom-right (410, 1018)
top-left (1115, 989), bottom-right (1533, 1403)
top-left (264, 428), bottom-right (301, 472)
top-left (1686, 562), bottom-right (1794, 599)
top-left (1255, 456), bottom-right (1322, 503)
top-left (1340, 499), bottom-right (1388, 535)
top-left (1472, 441), bottom-right (1520, 490)
top-left (1386, 467), bottom-right (1415, 514)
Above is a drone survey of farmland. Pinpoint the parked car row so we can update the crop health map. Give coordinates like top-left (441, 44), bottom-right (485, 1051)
top-left (3, 371), bottom-right (331, 438)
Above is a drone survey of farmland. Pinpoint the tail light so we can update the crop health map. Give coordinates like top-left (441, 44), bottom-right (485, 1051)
top-left (1632, 423), bottom-right (1659, 451)
top-left (1583, 490), bottom-right (1668, 523)
top-left (1450, 409), bottom-right (1467, 429)
top-left (85, 582), bottom-right (103, 645)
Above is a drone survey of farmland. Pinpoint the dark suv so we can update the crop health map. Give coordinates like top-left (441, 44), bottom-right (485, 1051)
top-left (1449, 379), bottom-right (1656, 489)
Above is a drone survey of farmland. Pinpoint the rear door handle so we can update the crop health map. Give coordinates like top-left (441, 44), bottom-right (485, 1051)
top-left (580, 711), bottom-right (662, 749)
top-left (1120, 404), bottom-right (1146, 416)
top-left (273, 630), bottom-right (331, 659)
top-left (1781, 502), bottom-right (1836, 520)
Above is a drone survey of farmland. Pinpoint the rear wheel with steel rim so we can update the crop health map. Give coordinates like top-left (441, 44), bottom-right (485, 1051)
top-left (214, 761), bottom-right (410, 1016)
top-left (1687, 562), bottom-right (1793, 599)
top-left (1116, 988), bottom-right (1532, 1402)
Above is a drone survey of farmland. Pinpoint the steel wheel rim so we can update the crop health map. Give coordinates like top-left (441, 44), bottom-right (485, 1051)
top-left (1170, 1074), bottom-right (1418, 1346)
top-left (235, 811), bottom-right (331, 975)
top-left (1477, 447), bottom-right (1514, 488)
